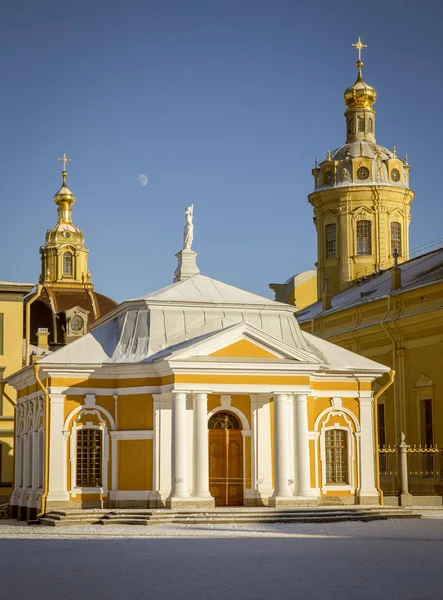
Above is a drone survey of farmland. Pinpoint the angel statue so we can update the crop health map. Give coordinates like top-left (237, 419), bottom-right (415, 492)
top-left (183, 204), bottom-right (194, 250)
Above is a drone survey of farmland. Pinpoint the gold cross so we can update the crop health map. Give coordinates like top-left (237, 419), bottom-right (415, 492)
top-left (58, 152), bottom-right (72, 172)
top-left (352, 36), bottom-right (367, 62)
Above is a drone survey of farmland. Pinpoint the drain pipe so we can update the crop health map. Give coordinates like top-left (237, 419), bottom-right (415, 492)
top-left (373, 369), bottom-right (395, 505)
top-left (33, 364), bottom-right (50, 517)
top-left (25, 285), bottom-right (43, 366)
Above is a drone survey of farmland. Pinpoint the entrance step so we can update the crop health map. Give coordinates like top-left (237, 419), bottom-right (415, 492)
top-left (38, 507), bottom-right (420, 527)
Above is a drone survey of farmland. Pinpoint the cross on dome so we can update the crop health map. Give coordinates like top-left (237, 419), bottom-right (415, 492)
top-left (352, 36), bottom-right (367, 63)
top-left (58, 152), bottom-right (71, 175)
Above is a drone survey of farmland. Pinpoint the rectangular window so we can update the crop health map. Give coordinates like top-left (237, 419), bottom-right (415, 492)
top-left (378, 403), bottom-right (386, 447)
top-left (421, 399), bottom-right (433, 447)
top-left (325, 223), bottom-right (337, 259)
top-left (325, 429), bottom-right (348, 484)
top-left (356, 220), bottom-right (372, 255)
top-left (0, 313), bottom-right (4, 355)
top-left (390, 222), bottom-right (402, 256)
top-left (76, 429), bottom-right (102, 487)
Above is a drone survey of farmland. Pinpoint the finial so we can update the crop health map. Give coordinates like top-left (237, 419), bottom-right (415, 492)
top-left (393, 146), bottom-right (397, 157)
top-left (314, 157), bottom-right (318, 168)
top-left (352, 36), bottom-right (367, 64)
top-left (405, 154), bottom-right (409, 165)
top-left (183, 204), bottom-right (194, 251)
top-left (58, 153), bottom-right (71, 183)
top-left (393, 247), bottom-right (399, 268)
top-left (327, 149), bottom-right (331, 161)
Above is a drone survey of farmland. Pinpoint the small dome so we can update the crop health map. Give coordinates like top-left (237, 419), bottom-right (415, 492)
top-left (54, 171), bottom-right (75, 206)
top-left (344, 61), bottom-right (377, 109)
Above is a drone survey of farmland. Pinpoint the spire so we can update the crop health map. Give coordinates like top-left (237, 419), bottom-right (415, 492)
top-left (54, 153), bottom-right (75, 224)
top-left (344, 37), bottom-right (377, 143)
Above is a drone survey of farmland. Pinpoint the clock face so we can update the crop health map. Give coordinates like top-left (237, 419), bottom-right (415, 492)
top-left (357, 166), bottom-right (370, 180)
top-left (391, 168), bottom-right (400, 182)
top-left (325, 171), bottom-right (334, 185)
top-left (70, 315), bottom-right (84, 333)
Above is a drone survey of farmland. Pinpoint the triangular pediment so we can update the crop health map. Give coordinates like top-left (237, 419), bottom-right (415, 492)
top-left (162, 322), bottom-right (321, 363)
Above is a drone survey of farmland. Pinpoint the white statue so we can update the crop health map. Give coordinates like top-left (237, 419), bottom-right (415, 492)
top-left (183, 204), bottom-right (194, 250)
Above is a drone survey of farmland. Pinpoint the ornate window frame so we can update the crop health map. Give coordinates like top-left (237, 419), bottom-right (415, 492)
top-left (414, 374), bottom-right (434, 444)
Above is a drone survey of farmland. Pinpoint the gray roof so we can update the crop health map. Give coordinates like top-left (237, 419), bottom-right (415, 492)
top-left (298, 248), bottom-right (443, 322)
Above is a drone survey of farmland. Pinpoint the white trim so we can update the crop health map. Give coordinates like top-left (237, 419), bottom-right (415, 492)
top-left (110, 430), bottom-right (153, 440)
top-left (319, 415), bottom-right (356, 494)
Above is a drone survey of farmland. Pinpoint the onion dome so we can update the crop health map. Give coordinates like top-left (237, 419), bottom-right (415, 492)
top-left (344, 59), bottom-right (377, 109)
top-left (54, 170), bottom-right (75, 207)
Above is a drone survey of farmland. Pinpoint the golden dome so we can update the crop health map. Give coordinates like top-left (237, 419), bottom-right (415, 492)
top-left (54, 171), bottom-right (75, 206)
top-left (344, 59), bottom-right (377, 109)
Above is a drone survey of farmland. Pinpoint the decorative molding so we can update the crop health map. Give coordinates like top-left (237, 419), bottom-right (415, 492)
top-left (416, 373), bottom-right (433, 388)
top-left (110, 430), bottom-right (154, 440)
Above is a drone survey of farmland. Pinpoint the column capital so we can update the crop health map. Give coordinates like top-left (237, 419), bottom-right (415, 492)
top-left (294, 393), bottom-right (308, 403)
top-left (193, 391), bottom-right (211, 400)
top-left (273, 392), bottom-right (289, 401)
top-left (172, 390), bottom-right (189, 400)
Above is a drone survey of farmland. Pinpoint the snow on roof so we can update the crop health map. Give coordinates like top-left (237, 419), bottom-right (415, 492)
top-left (298, 249), bottom-right (443, 322)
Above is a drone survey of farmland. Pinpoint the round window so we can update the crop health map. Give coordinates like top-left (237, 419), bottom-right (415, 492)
top-left (63, 230), bottom-right (72, 239)
top-left (357, 166), bottom-right (370, 180)
top-left (70, 315), bottom-right (84, 333)
top-left (391, 168), bottom-right (400, 182)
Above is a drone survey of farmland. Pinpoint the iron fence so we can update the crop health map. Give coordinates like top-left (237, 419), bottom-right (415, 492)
top-left (378, 444), bottom-right (443, 497)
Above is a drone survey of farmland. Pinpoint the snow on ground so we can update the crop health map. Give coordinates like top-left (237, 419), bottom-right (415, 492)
top-left (1, 517), bottom-right (443, 599)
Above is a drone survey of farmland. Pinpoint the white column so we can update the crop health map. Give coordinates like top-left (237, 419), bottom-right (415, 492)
top-left (171, 391), bottom-right (189, 498)
top-left (251, 395), bottom-right (273, 501)
top-left (294, 394), bottom-right (314, 497)
top-left (47, 393), bottom-right (69, 503)
top-left (192, 392), bottom-right (211, 498)
top-left (357, 395), bottom-right (379, 501)
top-left (273, 393), bottom-right (292, 498)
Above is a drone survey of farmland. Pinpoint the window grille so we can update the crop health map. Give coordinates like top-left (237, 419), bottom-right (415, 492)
top-left (208, 412), bottom-right (241, 430)
top-left (347, 118), bottom-right (354, 135)
top-left (356, 220), bottom-right (372, 255)
top-left (63, 252), bottom-right (73, 276)
top-left (358, 117), bottom-right (365, 132)
top-left (325, 224), bottom-right (337, 259)
top-left (76, 429), bottom-right (102, 487)
top-left (325, 429), bottom-right (348, 484)
top-left (390, 222), bottom-right (402, 256)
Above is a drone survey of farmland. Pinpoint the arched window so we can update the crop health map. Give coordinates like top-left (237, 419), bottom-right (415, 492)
top-left (368, 118), bottom-right (373, 133)
top-left (325, 223), bottom-right (337, 259)
top-left (347, 118), bottom-right (354, 135)
top-left (358, 117), bottom-right (365, 133)
top-left (390, 222), bottom-right (402, 256)
top-left (325, 429), bottom-right (348, 484)
top-left (63, 252), bottom-right (73, 277)
top-left (76, 428), bottom-right (102, 487)
top-left (356, 220), bottom-right (372, 255)
top-left (208, 412), bottom-right (241, 430)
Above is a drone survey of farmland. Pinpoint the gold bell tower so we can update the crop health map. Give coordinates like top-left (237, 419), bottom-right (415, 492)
top-left (39, 154), bottom-right (92, 290)
top-left (309, 38), bottom-right (415, 298)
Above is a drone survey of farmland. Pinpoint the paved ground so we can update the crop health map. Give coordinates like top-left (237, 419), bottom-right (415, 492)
top-left (1, 516), bottom-right (443, 599)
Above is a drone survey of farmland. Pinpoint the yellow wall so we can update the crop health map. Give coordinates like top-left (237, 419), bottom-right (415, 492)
top-left (118, 439), bottom-right (153, 490)
top-left (117, 394), bottom-right (153, 430)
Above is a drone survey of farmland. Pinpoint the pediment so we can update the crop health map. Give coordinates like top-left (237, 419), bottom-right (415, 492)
top-left (164, 322), bottom-right (321, 363)
top-left (352, 206), bottom-right (373, 221)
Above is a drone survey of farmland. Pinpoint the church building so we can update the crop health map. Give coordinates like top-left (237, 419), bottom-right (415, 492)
top-left (8, 209), bottom-right (390, 519)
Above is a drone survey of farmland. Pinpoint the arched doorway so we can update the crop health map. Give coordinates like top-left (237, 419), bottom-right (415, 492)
top-left (208, 411), bottom-right (243, 507)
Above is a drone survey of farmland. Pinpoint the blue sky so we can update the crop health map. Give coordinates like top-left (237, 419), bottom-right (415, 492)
top-left (1, 0), bottom-right (442, 302)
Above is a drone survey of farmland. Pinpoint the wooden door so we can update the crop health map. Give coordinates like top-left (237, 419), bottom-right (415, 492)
top-left (209, 429), bottom-right (243, 506)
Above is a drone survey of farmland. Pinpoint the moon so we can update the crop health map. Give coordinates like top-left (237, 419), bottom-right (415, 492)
top-left (138, 174), bottom-right (148, 187)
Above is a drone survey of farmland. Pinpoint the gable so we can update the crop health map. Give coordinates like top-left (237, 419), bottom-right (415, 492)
top-left (209, 339), bottom-right (278, 359)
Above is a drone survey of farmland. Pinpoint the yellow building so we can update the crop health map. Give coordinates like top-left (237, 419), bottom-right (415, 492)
top-left (0, 279), bottom-right (33, 502)
top-left (7, 212), bottom-right (390, 520)
top-left (273, 40), bottom-right (443, 472)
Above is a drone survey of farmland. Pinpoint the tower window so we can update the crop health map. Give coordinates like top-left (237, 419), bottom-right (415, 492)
top-left (348, 118), bottom-right (354, 135)
top-left (76, 428), bottom-right (102, 487)
top-left (358, 117), bottom-right (365, 132)
top-left (356, 220), bottom-right (372, 255)
top-left (368, 118), bottom-right (373, 133)
top-left (325, 429), bottom-right (348, 484)
top-left (390, 222), bottom-right (402, 256)
top-left (325, 223), bottom-right (337, 259)
top-left (63, 252), bottom-right (73, 276)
